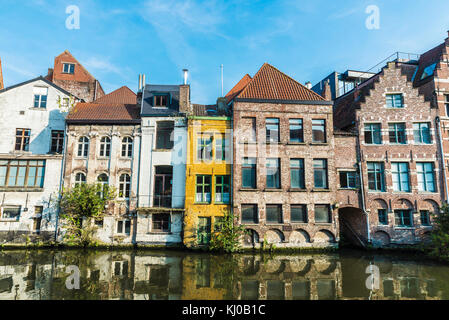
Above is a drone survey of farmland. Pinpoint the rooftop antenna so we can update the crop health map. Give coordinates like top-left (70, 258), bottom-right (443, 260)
top-left (220, 64), bottom-right (224, 97)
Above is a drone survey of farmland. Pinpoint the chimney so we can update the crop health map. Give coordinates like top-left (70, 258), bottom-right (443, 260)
top-left (321, 79), bottom-right (332, 101)
top-left (0, 57), bottom-right (3, 90)
top-left (305, 81), bottom-right (312, 89)
top-left (179, 84), bottom-right (191, 115)
top-left (46, 68), bottom-right (54, 81)
top-left (183, 69), bottom-right (189, 85)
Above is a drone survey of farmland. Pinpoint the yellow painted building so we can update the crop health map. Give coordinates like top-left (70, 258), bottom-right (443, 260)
top-left (184, 108), bottom-right (232, 248)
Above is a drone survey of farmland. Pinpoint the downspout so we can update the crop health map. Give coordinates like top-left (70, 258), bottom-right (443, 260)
top-left (356, 119), bottom-right (371, 243)
top-left (55, 122), bottom-right (69, 242)
top-left (436, 116), bottom-right (449, 203)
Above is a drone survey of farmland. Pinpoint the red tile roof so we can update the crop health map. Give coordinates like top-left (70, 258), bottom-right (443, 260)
top-left (94, 86), bottom-right (137, 104)
top-left (67, 86), bottom-right (139, 123)
top-left (237, 63), bottom-right (325, 101)
top-left (225, 74), bottom-right (252, 103)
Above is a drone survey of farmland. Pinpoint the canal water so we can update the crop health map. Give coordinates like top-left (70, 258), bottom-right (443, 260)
top-left (0, 249), bottom-right (447, 300)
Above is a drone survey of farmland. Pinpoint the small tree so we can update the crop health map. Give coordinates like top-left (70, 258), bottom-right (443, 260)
top-left (59, 183), bottom-right (116, 246)
top-left (429, 204), bottom-right (449, 261)
top-left (209, 210), bottom-right (246, 253)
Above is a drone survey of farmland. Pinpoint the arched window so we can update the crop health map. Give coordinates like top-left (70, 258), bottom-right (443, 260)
top-left (97, 174), bottom-right (109, 198)
top-left (119, 174), bottom-right (131, 199)
top-left (77, 137), bottom-right (89, 157)
top-left (74, 172), bottom-right (86, 186)
top-left (121, 137), bottom-right (133, 158)
top-left (99, 137), bottom-right (111, 157)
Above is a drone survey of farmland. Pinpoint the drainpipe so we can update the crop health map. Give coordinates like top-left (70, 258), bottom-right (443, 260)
top-left (436, 116), bottom-right (449, 203)
top-left (55, 123), bottom-right (69, 242)
top-left (356, 120), bottom-right (371, 243)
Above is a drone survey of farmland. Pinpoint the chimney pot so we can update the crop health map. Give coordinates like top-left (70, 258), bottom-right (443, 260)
top-left (183, 69), bottom-right (189, 85)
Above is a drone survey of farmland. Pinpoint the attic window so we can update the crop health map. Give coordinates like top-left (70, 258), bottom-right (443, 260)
top-left (63, 63), bottom-right (75, 74)
top-left (420, 63), bottom-right (437, 80)
top-left (154, 95), bottom-right (168, 108)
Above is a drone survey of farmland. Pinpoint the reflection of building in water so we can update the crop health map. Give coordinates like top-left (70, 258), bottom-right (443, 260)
top-left (181, 255), bottom-right (229, 300)
top-left (235, 255), bottom-right (343, 300)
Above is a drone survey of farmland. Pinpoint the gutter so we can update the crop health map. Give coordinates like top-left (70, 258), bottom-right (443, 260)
top-left (436, 116), bottom-right (449, 203)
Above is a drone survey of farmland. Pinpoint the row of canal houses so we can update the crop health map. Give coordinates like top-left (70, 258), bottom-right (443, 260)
top-left (1, 31), bottom-right (449, 249)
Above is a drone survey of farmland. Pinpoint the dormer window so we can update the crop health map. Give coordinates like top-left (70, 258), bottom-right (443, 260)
top-left (154, 95), bottom-right (168, 108)
top-left (63, 63), bottom-right (75, 74)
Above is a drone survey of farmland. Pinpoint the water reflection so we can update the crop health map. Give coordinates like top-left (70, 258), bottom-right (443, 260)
top-left (0, 250), bottom-right (447, 300)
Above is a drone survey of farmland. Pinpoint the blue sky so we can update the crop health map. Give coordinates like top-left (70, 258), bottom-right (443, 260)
top-left (1, 0), bottom-right (449, 104)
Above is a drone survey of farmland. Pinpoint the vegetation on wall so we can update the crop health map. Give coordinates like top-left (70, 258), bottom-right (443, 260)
top-left (209, 210), bottom-right (246, 253)
top-left (58, 183), bottom-right (116, 246)
top-left (428, 204), bottom-right (449, 262)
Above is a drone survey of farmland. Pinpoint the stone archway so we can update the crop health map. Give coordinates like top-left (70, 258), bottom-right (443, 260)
top-left (338, 207), bottom-right (368, 247)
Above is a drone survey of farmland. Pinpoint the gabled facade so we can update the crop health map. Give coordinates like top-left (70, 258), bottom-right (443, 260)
top-left (63, 86), bottom-right (140, 244)
top-left (46, 50), bottom-right (105, 103)
top-left (183, 103), bottom-right (232, 248)
top-left (0, 77), bottom-right (78, 243)
top-left (229, 63), bottom-right (339, 248)
top-left (334, 61), bottom-right (442, 247)
top-left (135, 83), bottom-right (190, 246)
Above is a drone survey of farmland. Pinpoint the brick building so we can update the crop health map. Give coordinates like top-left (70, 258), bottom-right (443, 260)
top-left (334, 61), bottom-right (443, 247)
top-left (63, 86), bottom-right (140, 244)
top-left (229, 63), bottom-right (339, 249)
top-left (46, 50), bottom-right (105, 103)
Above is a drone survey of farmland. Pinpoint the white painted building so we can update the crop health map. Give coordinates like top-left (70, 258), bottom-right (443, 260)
top-left (136, 83), bottom-right (190, 246)
top-left (0, 77), bottom-right (76, 243)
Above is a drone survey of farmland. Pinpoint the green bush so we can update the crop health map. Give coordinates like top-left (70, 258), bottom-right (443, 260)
top-left (429, 204), bottom-right (449, 261)
top-left (209, 211), bottom-right (246, 253)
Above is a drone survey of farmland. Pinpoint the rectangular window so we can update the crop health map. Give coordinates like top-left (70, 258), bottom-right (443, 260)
top-left (367, 162), bottom-right (385, 192)
top-left (197, 134), bottom-right (213, 161)
top-left (156, 121), bottom-right (174, 149)
top-left (313, 159), bottom-right (328, 189)
top-left (154, 95), bottom-right (168, 107)
top-left (445, 95), bottom-right (449, 117)
top-left (378, 209), bottom-right (388, 225)
top-left (413, 123), bottom-right (431, 144)
top-left (364, 124), bottom-right (382, 144)
top-left (241, 204), bottom-right (258, 224)
top-left (289, 119), bottom-right (304, 143)
top-left (196, 175), bottom-right (212, 203)
top-left (266, 158), bottom-right (281, 189)
top-left (215, 175), bottom-right (230, 204)
top-left (312, 119), bottom-right (326, 143)
top-left (395, 210), bottom-right (413, 227)
top-left (291, 205), bottom-right (307, 223)
top-left (33, 206), bottom-right (43, 233)
top-left (392, 162), bottom-right (410, 192)
top-left (290, 159), bottom-right (305, 189)
top-left (15, 129), bottom-right (31, 151)
top-left (242, 158), bottom-right (256, 189)
top-left (197, 217), bottom-right (212, 245)
top-left (153, 166), bottom-right (173, 208)
top-left (33, 87), bottom-right (48, 108)
top-left (389, 123), bottom-right (407, 144)
top-left (241, 117), bottom-right (256, 143)
top-left (420, 211), bottom-right (431, 226)
top-left (386, 94), bottom-right (404, 108)
top-left (215, 135), bottom-right (229, 161)
top-left (50, 130), bottom-right (64, 154)
top-left (63, 63), bottom-right (75, 74)
top-left (0, 160), bottom-right (45, 188)
top-left (266, 118), bottom-right (280, 143)
top-left (417, 162), bottom-right (436, 192)
top-left (266, 205), bottom-right (283, 224)
top-left (315, 205), bottom-right (332, 223)
top-left (152, 214), bottom-right (170, 232)
top-left (117, 220), bottom-right (131, 235)
top-left (1, 206), bottom-right (21, 221)
top-left (339, 171), bottom-right (357, 189)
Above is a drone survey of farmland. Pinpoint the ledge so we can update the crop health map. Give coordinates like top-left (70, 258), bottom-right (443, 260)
top-left (287, 142), bottom-right (306, 146)
top-left (239, 188), bottom-right (259, 192)
top-left (0, 187), bottom-right (44, 192)
top-left (312, 189), bottom-right (331, 192)
top-left (309, 142), bottom-right (328, 146)
top-left (263, 188), bottom-right (283, 192)
top-left (289, 188), bottom-right (308, 192)
top-left (137, 207), bottom-right (185, 214)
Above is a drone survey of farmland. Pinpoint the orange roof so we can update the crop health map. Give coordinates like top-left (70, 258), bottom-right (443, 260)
top-left (67, 86), bottom-right (139, 123)
top-left (94, 86), bottom-right (136, 104)
top-left (225, 74), bottom-right (252, 103)
top-left (237, 63), bottom-right (325, 101)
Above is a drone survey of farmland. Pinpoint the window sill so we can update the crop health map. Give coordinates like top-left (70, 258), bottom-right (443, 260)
top-left (264, 188), bottom-right (283, 192)
top-left (239, 141), bottom-right (258, 145)
top-left (265, 223), bottom-right (284, 226)
top-left (194, 202), bottom-right (212, 205)
top-left (394, 227), bottom-right (415, 230)
top-left (338, 188), bottom-right (358, 191)
top-left (264, 142), bottom-right (281, 145)
top-left (74, 157), bottom-right (88, 160)
top-left (289, 188), bottom-right (307, 192)
top-left (310, 142), bottom-right (328, 146)
top-left (312, 189), bottom-right (331, 192)
top-left (241, 223), bottom-right (259, 226)
top-left (315, 222), bottom-right (333, 225)
top-left (291, 222), bottom-right (309, 224)
top-left (0, 220), bottom-right (20, 223)
top-left (119, 157), bottom-right (132, 161)
top-left (29, 107), bottom-right (47, 111)
top-left (0, 187), bottom-right (44, 192)
top-left (97, 157), bottom-right (110, 160)
top-left (153, 149), bottom-right (173, 152)
top-left (147, 231), bottom-right (172, 235)
top-left (287, 142), bottom-right (306, 145)
top-left (391, 192), bottom-right (413, 195)
top-left (239, 188), bottom-right (258, 192)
